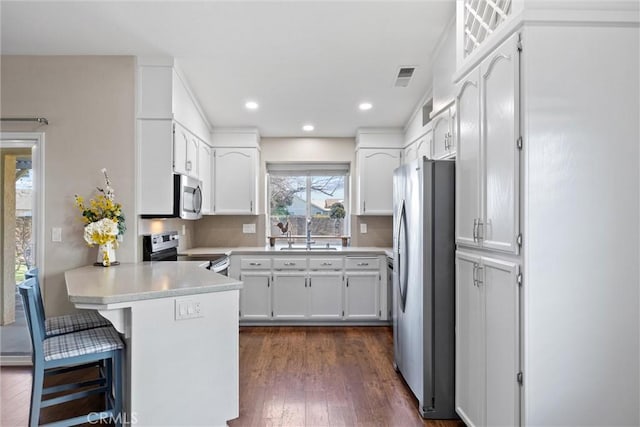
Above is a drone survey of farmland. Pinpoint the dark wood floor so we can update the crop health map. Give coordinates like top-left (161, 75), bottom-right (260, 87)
top-left (1, 326), bottom-right (464, 427)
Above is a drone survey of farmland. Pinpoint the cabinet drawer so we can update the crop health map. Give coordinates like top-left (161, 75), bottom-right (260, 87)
top-left (345, 257), bottom-right (380, 270)
top-left (309, 258), bottom-right (343, 270)
top-left (240, 258), bottom-right (271, 270)
top-left (273, 257), bottom-right (307, 270)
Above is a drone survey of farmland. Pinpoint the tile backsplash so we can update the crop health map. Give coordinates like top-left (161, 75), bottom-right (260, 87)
top-left (350, 215), bottom-right (393, 248)
top-left (193, 215), bottom-right (266, 247)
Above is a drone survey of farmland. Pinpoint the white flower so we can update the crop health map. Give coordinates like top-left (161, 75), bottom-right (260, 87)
top-left (83, 218), bottom-right (119, 245)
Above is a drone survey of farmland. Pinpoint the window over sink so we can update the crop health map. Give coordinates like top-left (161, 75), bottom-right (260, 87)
top-left (267, 163), bottom-right (349, 245)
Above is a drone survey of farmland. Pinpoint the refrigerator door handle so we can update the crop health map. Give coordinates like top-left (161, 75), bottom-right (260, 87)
top-left (398, 200), bottom-right (409, 312)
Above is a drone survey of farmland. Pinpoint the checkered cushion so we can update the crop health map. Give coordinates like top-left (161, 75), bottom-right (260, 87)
top-left (45, 311), bottom-right (111, 336)
top-left (44, 326), bottom-right (124, 361)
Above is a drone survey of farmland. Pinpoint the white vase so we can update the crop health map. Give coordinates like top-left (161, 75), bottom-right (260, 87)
top-left (97, 242), bottom-right (116, 266)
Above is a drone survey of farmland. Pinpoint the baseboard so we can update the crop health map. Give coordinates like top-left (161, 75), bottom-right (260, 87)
top-left (0, 355), bottom-right (32, 366)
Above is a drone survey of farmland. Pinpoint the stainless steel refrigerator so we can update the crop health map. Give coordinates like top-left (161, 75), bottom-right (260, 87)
top-left (393, 157), bottom-right (456, 419)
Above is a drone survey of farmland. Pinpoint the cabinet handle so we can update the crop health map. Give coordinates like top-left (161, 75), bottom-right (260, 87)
top-left (346, 278), bottom-right (349, 287)
top-left (250, 200), bottom-right (253, 212)
top-left (284, 262), bottom-right (296, 266)
top-left (186, 160), bottom-right (192, 171)
top-left (473, 218), bottom-right (478, 242)
top-left (309, 278), bottom-right (312, 287)
top-left (363, 201), bottom-right (366, 213)
top-left (267, 277), bottom-right (270, 287)
top-left (477, 220), bottom-right (484, 240)
top-left (321, 262), bottom-right (332, 266)
top-left (305, 277), bottom-right (308, 288)
top-left (357, 262), bottom-right (369, 266)
top-left (476, 266), bottom-right (484, 287)
top-left (249, 262), bottom-right (261, 266)
top-left (472, 263), bottom-right (477, 286)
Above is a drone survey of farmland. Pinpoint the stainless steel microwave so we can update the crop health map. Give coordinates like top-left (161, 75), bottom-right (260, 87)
top-left (176, 174), bottom-right (202, 220)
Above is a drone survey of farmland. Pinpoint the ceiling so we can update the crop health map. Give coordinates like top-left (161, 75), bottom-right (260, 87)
top-left (1, 1), bottom-right (455, 137)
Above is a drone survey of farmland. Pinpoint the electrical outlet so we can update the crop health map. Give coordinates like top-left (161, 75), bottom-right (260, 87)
top-left (52, 227), bottom-right (62, 242)
top-left (175, 298), bottom-right (203, 320)
top-left (243, 224), bottom-right (256, 234)
top-left (360, 223), bottom-right (368, 234)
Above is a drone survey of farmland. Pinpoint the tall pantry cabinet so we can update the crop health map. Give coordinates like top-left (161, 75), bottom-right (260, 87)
top-left (453, 7), bottom-right (639, 427)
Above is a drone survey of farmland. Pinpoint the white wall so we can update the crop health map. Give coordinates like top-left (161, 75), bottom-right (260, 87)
top-left (1, 56), bottom-right (136, 316)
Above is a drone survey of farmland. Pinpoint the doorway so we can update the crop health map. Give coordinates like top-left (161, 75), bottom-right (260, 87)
top-left (0, 132), bottom-right (44, 365)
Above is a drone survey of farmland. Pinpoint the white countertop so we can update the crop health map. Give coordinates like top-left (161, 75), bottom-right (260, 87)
top-left (182, 246), bottom-right (393, 258)
top-left (65, 261), bottom-right (242, 305)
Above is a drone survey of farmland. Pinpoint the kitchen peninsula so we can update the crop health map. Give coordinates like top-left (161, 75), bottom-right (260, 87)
top-left (65, 262), bottom-right (242, 426)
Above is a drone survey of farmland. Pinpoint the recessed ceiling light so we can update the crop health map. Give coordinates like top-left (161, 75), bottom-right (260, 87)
top-left (245, 101), bottom-right (259, 110)
top-left (359, 102), bottom-right (373, 111)
top-left (302, 124), bottom-right (315, 132)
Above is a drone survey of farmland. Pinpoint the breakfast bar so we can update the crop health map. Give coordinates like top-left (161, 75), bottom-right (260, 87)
top-left (65, 262), bottom-right (242, 426)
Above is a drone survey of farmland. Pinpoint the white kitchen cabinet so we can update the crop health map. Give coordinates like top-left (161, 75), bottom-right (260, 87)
top-left (344, 272), bottom-right (380, 320)
top-left (307, 272), bottom-right (343, 319)
top-left (239, 272), bottom-right (271, 320)
top-left (403, 141), bottom-right (418, 164)
top-left (272, 272), bottom-right (307, 319)
top-left (357, 148), bottom-right (401, 215)
top-left (455, 33), bottom-right (520, 254)
top-left (456, 251), bottom-right (520, 427)
top-left (431, 106), bottom-right (456, 159)
top-left (198, 141), bottom-right (213, 214)
top-left (213, 148), bottom-right (258, 214)
top-left (173, 123), bottom-right (199, 179)
top-left (416, 131), bottom-right (432, 160)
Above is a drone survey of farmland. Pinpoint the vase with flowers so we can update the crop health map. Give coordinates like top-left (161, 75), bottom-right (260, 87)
top-left (74, 168), bottom-right (126, 266)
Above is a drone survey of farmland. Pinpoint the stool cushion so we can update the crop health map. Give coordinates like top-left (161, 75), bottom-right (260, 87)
top-left (45, 311), bottom-right (111, 336)
top-left (44, 326), bottom-right (124, 361)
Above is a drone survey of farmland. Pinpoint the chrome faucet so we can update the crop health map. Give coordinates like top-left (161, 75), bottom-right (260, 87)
top-left (306, 218), bottom-right (315, 249)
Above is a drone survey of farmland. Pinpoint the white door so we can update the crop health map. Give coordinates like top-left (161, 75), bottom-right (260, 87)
top-left (173, 123), bottom-right (189, 175)
top-left (239, 272), bottom-right (271, 320)
top-left (455, 251), bottom-right (484, 427)
top-left (186, 135), bottom-right (199, 179)
top-left (431, 109), bottom-right (450, 159)
top-left (308, 272), bottom-right (343, 319)
top-left (198, 142), bottom-right (212, 214)
top-left (272, 273), bottom-right (307, 319)
top-left (344, 272), bottom-right (379, 319)
top-left (214, 148), bottom-right (255, 214)
top-left (358, 149), bottom-right (401, 215)
top-left (483, 257), bottom-right (520, 427)
top-left (455, 68), bottom-right (482, 248)
top-left (481, 33), bottom-right (520, 254)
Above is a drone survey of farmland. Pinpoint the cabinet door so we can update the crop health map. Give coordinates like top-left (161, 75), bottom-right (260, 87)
top-left (403, 142), bottom-right (418, 164)
top-left (455, 251), bottom-right (484, 427)
top-left (358, 149), bottom-right (401, 215)
top-left (344, 272), bottom-right (379, 319)
top-left (239, 272), bottom-right (271, 320)
top-left (431, 110), bottom-right (450, 159)
top-left (455, 69), bottom-right (482, 249)
top-left (482, 257), bottom-right (520, 427)
top-left (214, 148), bottom-right (256, 214)
top-left (480, 33), bottom-right (520, 254)
top-left (186, 135), bottom-right (199, 179)
top-left (272, 273), bottom-right (307, 319)
top-left (308, 273), bottom-right (343, 319)
top-left (173, 123), bottom-right (189, 175)
top-left (416, 132), bottom-right (432, 160)
top-left (198, 142), bottom-right (212, 214)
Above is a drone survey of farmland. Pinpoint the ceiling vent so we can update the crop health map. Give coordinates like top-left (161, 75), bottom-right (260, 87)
top-left (394, 66), bottom-right (416, 88)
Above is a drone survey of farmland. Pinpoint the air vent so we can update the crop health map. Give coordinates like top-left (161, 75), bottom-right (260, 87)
top-left (395, 66), bottom-right (416, 88)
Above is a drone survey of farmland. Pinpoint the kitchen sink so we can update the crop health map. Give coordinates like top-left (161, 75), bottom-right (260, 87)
top-left (279, 246), bottom-right (338, 251)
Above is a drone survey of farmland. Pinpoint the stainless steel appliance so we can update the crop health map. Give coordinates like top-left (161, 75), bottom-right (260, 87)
top-left (201, 257), bottom-right (230, 276)
top-left (393, 158), bottom-right (456, 419)
top-left (143, 231), bottom-right (179, 261)
top-left (141, 174), bottom-right (202, 220)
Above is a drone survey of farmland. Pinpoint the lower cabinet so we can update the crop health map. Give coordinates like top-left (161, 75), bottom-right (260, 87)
top-left (455, 251), bottom-right (520, 427)
top-left (344, 272), bottom-right (380, 320)
top-left (272, 272), bottom-right (307, 319)
top-left (308, 272), bottom-right (343, 320)
top-left (239, 271), bottom-right (271, 320)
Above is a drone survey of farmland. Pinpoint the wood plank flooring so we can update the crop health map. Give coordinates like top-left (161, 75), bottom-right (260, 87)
top-left (1, 326), bottom-right (464, 427)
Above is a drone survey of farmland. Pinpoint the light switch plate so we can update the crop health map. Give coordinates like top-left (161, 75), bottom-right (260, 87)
top-left (52, 227), bottom-right (62, 242)
top-left (243, 224), bottom-right (256, 234)
top-left (175, 298), bottom-right (202, 320)
top-left (360, 223), bottom-right (368, 234)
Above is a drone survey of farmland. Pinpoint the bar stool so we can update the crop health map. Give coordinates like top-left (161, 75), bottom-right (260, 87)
top-left (19, 278), bottom-right (125, 427)
top-left (25, 268), bottom-right (111, 336)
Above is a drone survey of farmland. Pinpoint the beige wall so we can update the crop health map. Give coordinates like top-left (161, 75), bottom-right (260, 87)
top-left (1, 56), bottom-right (136, 316)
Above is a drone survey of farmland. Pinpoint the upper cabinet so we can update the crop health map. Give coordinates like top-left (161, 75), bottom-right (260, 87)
top-left (431, 106), bottom-right (456, 160)
top-left (198, 142), bottom-right (213, 214)
top-left (455, 33), bottom-right (520, 254)
top-left (173, 122), bottom-right (199, 179)
top-left (211, 129), bottom-right (260, 215)
top-left (355, 129), bottom-right (403, 215)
